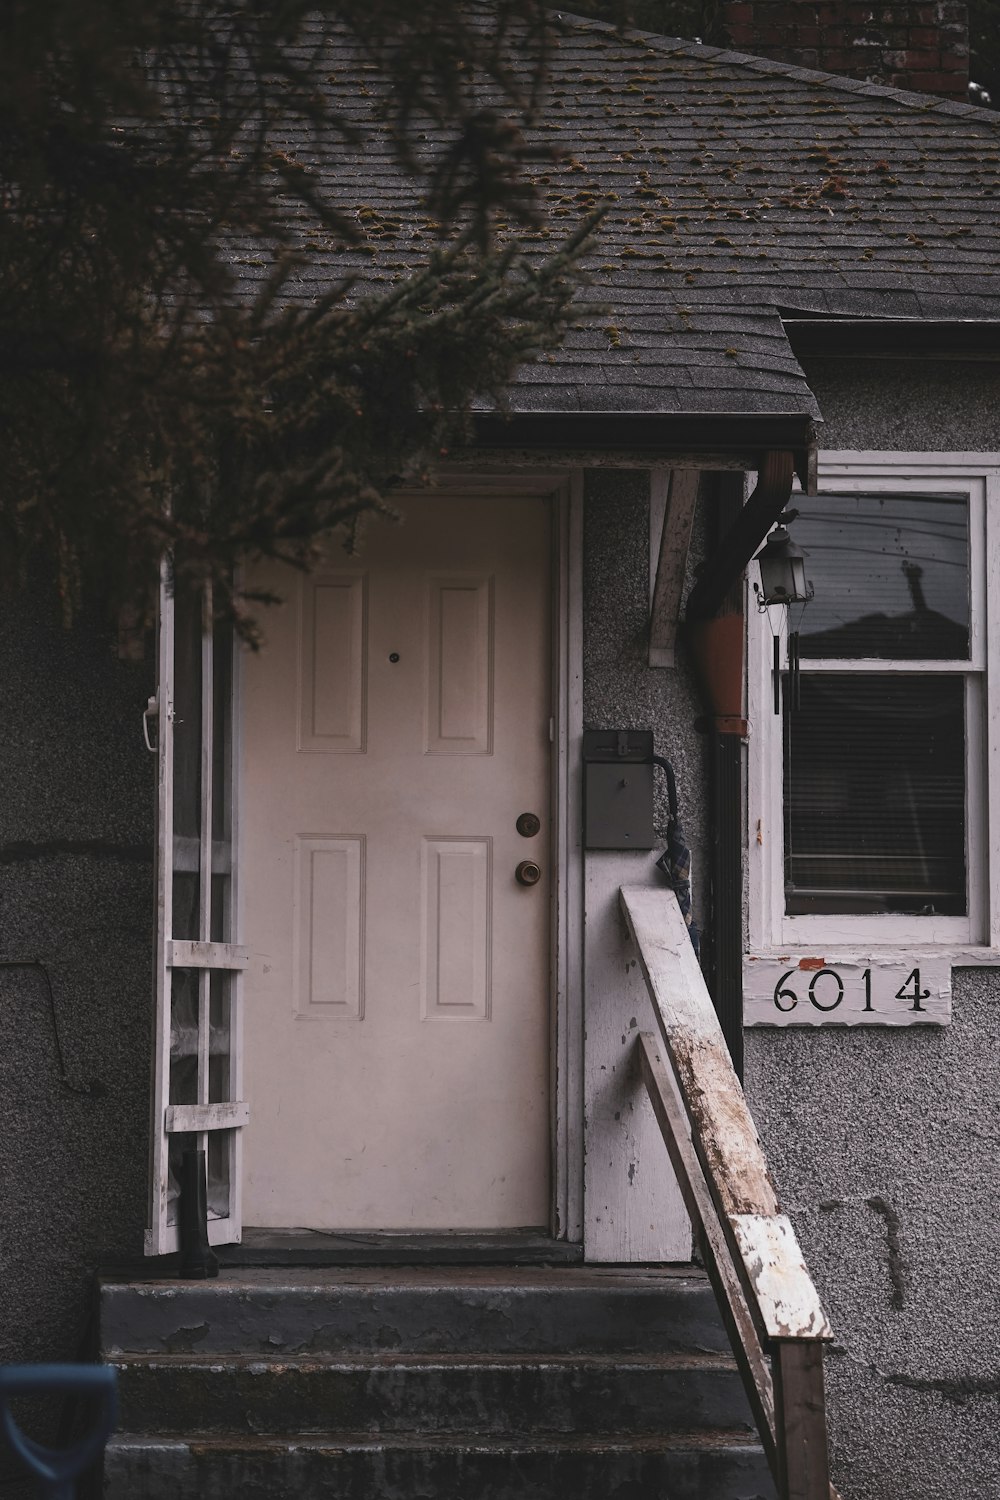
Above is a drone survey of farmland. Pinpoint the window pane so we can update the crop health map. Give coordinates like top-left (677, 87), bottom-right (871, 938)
top-left (795, 493), bottom-right (969, 660)
top-left (211, 618), bottom-right (234, 943)
top-left (207, 1129), bottom-right (231, 1221)
top-left (169, 968), bottom-right (200, 1106)
top-left (784, 675), bottom-right (966, 916)
top-left (208, 970), bottom-right (231, 1105)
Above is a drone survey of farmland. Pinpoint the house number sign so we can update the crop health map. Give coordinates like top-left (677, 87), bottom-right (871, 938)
top-left (742, 956), bottom-right (951, 1027)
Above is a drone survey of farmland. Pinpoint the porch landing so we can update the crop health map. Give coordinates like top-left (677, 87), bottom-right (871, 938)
top-left (221, 1226), bottom-right (584, 1266)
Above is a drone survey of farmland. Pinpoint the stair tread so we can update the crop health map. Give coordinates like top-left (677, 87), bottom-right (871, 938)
top-left (100, 1264), bottom-right (711, 1291)
top-left (108, 1428), bottom-right (765, 1453)
top-left (109, 1349), bottom-right (740, 1371)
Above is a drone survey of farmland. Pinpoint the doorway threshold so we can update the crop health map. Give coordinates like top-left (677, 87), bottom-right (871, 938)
top-left (218, 1229), bottom-right (584, 1268)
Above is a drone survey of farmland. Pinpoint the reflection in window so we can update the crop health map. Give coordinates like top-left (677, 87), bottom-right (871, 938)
top-left (785, 674), bottom-right (966, 917)
top-left (795, 493), bottom-right (969, 660)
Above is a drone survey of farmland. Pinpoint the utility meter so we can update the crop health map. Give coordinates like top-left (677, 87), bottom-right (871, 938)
top-left (582, 729), bottom-right (656, 849)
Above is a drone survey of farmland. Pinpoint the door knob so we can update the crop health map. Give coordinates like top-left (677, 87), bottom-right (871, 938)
top-left (515, 860), bottom-right (542, 886)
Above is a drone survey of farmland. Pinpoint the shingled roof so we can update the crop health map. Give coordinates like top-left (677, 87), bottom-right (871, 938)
top-left (246, 10), bottom-right (1000, 429)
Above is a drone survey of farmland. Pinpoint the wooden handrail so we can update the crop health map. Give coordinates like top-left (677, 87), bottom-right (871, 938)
top-left (619, 886), bottom-right (841, 1500)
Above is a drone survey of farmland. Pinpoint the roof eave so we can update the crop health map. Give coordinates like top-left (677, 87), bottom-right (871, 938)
top-left (467, 411), bottom-right (818, 487)
top-left (784, 319), bottom-right (1000, 359)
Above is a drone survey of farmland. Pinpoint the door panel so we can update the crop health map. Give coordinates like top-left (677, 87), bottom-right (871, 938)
top-left (242, 494), bottom-right (552, 1230)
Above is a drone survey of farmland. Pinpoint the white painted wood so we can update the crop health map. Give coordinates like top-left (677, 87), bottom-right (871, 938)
top-left (242, 493), bottom-right (553, 1230)
top-left (636, 1032), bottom-right (776, 1451)
top-left (730, 1215), bottom-right (833, 1342)
top-left (228, 608), bottom-right (246, 1244)
top-left (553, 474), bottom-right (585, 1244)
top-left (789, 657), bottom-right (980, 674)
top-left (619, 886), bottom-right (780, 1221)
top-left (197, 592), bottom-right (214, 1149)
top-left (166, 1102), bottom-right (250, 1133)
top-left (649, 470), bottom-right (699, 668)
top-left (583, 854), bottom-right (691, 1262)
top-left (985, 467), bottom-right (1000, 949)
top-left (649, 469), bottom-right (667, 606)
top-left (166, 941), bottom-right (250, 971)
top-left (146, 561), bottom-right (176, 1256)
top-left (748, 454), bottom-right (1000, 958)
top-left (172, 836), bottom-right (232, 874)
top-left (648, 469), bottom-right (671, 670)
top-left (293, 836), bottom-right (365, 1018)
top-left (425, 575), bottom-right (494, 753)
top-left (421, 837), bottom-right (492, 1019)
top-left (743, 954), bottom-right (951, 1026)
top-left (297, 573), bottom-right (368, 753)
top-left (146, 575), bottom-right (245, 1256)
top-left (373, 468), bottom-right (583, 1240)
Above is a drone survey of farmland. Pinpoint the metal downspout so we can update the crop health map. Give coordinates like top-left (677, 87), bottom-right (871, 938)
top-left (685, 455), bottom-right (795, 1076)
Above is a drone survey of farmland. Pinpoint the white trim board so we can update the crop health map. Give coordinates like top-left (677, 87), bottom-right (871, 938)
top-left (748, 452), bottom-right (1000, 962)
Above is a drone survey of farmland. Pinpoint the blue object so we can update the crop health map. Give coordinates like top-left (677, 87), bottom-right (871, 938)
top-left (0, 1365), bottom-right (118, 1500)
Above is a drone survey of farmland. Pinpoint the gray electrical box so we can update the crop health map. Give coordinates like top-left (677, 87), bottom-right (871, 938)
top-left (582, 729), bottom-right (656, 849)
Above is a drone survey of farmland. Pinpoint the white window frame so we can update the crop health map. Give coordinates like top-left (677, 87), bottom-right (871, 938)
top-left (748, 451), bottom-right (1000, 959)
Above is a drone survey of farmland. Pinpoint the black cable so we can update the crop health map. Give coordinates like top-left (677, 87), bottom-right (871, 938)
top-left (0, 961), bottom-right (106, 1098)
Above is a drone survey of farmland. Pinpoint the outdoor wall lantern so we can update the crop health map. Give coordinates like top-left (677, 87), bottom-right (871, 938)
top-left (753, 511), bottom-right (813, 713)
top-left (755, 515), bottom-right (811, 606)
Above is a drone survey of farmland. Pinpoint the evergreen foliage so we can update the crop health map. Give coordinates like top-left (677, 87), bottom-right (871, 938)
top-left (0, 1), bottom-right (596, 630)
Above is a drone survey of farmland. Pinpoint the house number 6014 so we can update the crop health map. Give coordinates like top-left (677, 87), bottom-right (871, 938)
top-left (772, 966), bottom-right (930, 1014)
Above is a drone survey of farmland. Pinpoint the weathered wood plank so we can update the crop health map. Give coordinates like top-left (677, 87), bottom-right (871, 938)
top-left (637, 1032), bottom-right (776, 1461)
top-left (744, 953), bottom-right (951, 1027)
top-left (650, 470), bottom-right (700, 666)
top-left (166, 940), bottom-right (250, 971)
top-left (620, 886), bottom-right (780, 1218)
top-left (626, 888), bottom-right (837, 1499)
top-left (165, 1101), bottom-right (250, 1134)
top-left (731, 1215), bottom-right (833, 1342)
top-left (772, 1340), bottom-right (832, 1500)
top-left (585, 857), bottom-right (692, 1261)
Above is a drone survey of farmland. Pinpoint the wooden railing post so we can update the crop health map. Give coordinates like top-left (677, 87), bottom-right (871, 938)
top-left (772, 1341), bottom-right (832, 1500)
top-left (618, 886), bottom-right (841, 1500)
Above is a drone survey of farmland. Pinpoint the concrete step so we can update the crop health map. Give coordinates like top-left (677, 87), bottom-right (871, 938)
top-left (112, 1349), bottom-right (752, 1437)
top-left (100, 1265), bottom-right (776, 1499)
top-left (104, 1430), bottom-right (778, 1500)
top-left (100, 1265), bottom-right (731, 1358)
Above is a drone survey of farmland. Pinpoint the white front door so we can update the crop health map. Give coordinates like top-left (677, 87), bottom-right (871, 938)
top-left (241, 494), bottom-right (553, 1230)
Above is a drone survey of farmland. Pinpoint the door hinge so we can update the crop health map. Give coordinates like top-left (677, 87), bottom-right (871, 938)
top-left (143, 695), bottom-right (159, 752)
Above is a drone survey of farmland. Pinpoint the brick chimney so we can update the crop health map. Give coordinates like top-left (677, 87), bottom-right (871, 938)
top-left (722, 1), bottom-right (970, 100)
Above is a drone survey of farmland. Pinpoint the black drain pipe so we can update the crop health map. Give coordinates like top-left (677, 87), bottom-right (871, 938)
top-left (712, 728), bottom-right (745, 1081)
top-left (685, 469), bottom-right (768, 1080)
top-left (706, 472), bottom-right (746, 1080)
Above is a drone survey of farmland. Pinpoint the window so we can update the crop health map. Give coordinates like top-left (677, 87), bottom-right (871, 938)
top-left (748, 454), bottom-right (1000, 953)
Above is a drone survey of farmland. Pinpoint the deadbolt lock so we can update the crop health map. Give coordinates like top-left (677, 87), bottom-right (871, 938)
top-left (516, 812), bottom-right (541, 838)
top-left (515, 860), bottom-right (542, 887)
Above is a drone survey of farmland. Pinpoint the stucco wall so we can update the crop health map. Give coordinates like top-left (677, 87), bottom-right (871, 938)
top-left (0, 583), bottom-right (153, 1488)
top-left (582, 469), bottom-right (710, 889)
top-left (581, 469), bottom-right (711, 1259)
top-left (744, 357), bottom-right (1000, 1500)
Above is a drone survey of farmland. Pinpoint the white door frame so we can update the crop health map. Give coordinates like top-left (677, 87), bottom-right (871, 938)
top-left (232, 468), bottom-right (585, 1242)
top-left (549, 471), bottom-right (585, 1243)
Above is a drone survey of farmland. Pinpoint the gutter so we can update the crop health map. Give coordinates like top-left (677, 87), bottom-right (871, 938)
top-left (783, 318), bottom-right (1000, 360)
top-left (469, 411), bottom-right (816, 487)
